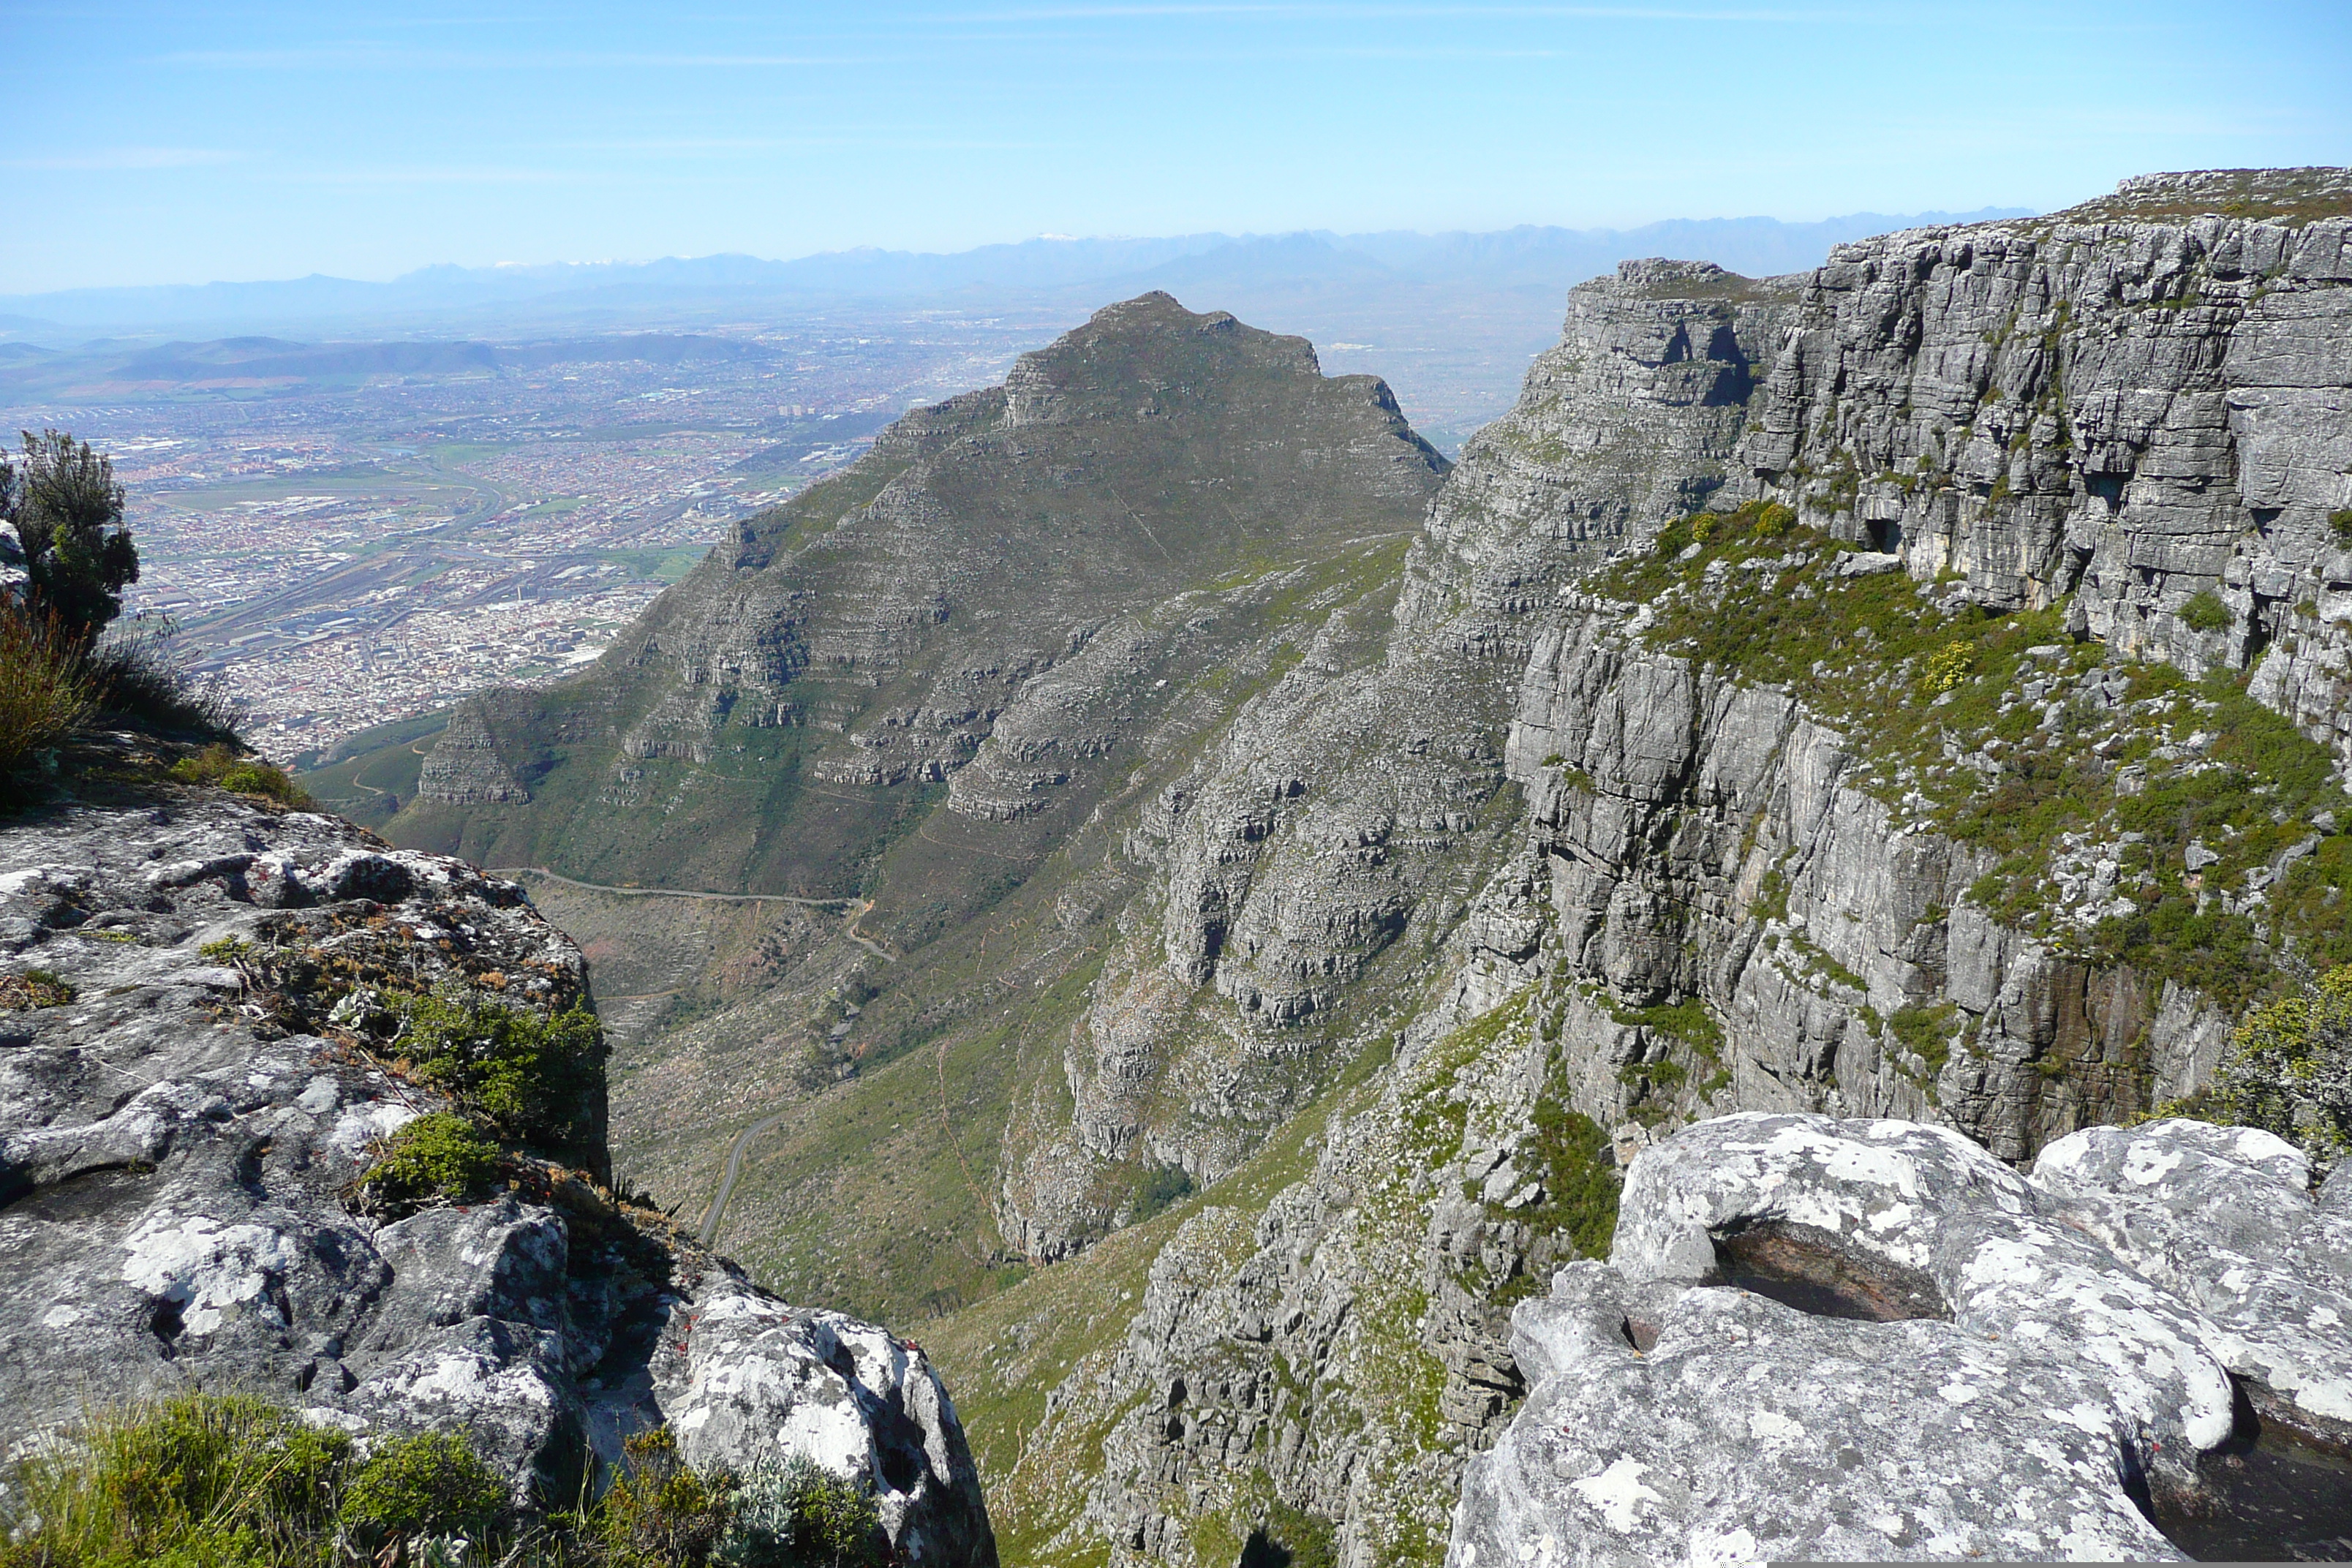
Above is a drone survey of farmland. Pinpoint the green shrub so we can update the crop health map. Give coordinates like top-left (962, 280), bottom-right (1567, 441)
top-left (1919, 640), bottom-right (1975, 695)
top-left (0, 602), bottom-right (95, 782)
top-left (361, 1112), bottom-right (502, 1207)
top-left (717, 1452), bottom-right (883, 1568)
top-left (2179, 589), bottom-right (2233, 633)
top-left (169, 742), bottom-right (311, 806)
top-left (1752, 501), bottom-right (1797, 538)
top-left (12, 430), bottom-right (139, 645)
top-left (0, 1393), bottom-right (350, 1568)
top-left (339, 1429), bottom-right (508, 1545)
top-left (2182, 964), bottom-right (2352, 1170)
top-left (597, 1428), bottom-right (735, 1568)
top-left (1131, 1163), bottom-right (1195, 1224)
top-left (1888, 1000), bottom-right (1959, 1079)
top-left (393, 988), bottom-right (605, 1156)
top-left (1517, 1090), bottom-right (1620, 1261)
top-left (2329, 508), bottom-right (2352, 541)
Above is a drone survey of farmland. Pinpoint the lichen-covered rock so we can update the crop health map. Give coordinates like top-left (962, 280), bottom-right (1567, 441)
top-left (0, 522), bottom-right (26, 602)
top-left (0, 788), bottom-right (995, 1565)
top-left (1450, 1113), bottom-right (2352, 1566)
top-left (649, 1273), bottom-right (992, 1564)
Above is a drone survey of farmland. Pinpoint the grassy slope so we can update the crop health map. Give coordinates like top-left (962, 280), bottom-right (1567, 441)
top-left (1615, 505), bottom-right (2352, 1009)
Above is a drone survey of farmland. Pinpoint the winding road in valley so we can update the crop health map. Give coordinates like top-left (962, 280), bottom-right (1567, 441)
top-left (491, 867), bottom-right (900, 1242)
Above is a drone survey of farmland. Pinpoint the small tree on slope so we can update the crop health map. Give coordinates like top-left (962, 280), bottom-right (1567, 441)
top-left (10, 429), bottom-right (137, 644)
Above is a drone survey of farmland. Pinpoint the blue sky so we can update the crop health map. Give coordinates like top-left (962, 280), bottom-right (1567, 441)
top-left (4, 1), bottom-right (2345, 293)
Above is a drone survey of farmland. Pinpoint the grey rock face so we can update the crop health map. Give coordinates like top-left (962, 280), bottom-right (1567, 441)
top-left (1724, 169), bottom-right (2352, 764)
top-left (1493, 594), bottom-right (2228, 1161)
top-left (0, 521), bottom-right (25, 601)
top-left (0, 790), bottom-right (994, 1565)
top-left (1413, 261), bottom-right (1796, 665)
top-left (1451, 1113), bottom-right (2352, 1566)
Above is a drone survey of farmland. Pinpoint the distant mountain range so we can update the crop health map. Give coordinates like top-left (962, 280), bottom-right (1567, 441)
top-left (0, 209), bottom-right (2030, 339)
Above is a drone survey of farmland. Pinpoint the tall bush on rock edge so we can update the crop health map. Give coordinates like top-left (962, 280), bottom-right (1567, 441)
top-left (7, 431), bottom-right (137, 647)
top-left (2224, 965), bottom-right (2352, 1166)
top-left (2183, 963), bottom-right (2352, 1171)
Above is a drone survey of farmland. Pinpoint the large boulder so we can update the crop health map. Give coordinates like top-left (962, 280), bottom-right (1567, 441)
top-left (0, 787), bottom-right (995, 1566)
top-left (1449, 1113), bottom-right (2352, 1565)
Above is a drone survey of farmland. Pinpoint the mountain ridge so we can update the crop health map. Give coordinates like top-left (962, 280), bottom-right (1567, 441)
top-left (0, 209), bottom-right (2033, 336)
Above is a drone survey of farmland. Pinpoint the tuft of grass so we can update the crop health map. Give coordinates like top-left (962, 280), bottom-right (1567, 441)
top-left (0, 1390), bottom-right (882, 1567)
top-left (0, 603), bottom-right (96, 783)
top-left (169, 743), bottom-right (312, 807)
top-left (0, 1392), bottom-right (352, 1568)
top-left (2179, 589), bottom-right (2233, 633)
top-left (85, 619), bottom-right (241, 738)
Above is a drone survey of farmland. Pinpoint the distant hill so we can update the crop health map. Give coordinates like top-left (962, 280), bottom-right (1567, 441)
top-left (0, 208), bottom-right (2032, 338)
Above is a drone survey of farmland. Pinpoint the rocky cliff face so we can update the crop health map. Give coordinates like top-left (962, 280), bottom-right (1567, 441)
top-left (925, 170), bottom-right (2352, 1568)
top-left (0, 783), bottom-right (995, 1565)
top-left (1727, 167), bottom-right (2352, 749)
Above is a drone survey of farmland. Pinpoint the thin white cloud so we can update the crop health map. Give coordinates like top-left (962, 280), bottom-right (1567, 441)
top-left (957, 3), bottom-right (1855, 20)
top-left (3, 147), bottom-right (240, 170)
top-left (157, 45), bottom-right (862, 69)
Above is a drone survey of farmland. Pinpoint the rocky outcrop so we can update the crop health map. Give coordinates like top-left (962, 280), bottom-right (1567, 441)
top-left (1725, 168), bottom-right (2352, 761)
top-left (998, 263), bottom-right (1806, 1258)
top-left (1451, 1114), bottom-right (2352, 1565)
top-left (1493, 591), bottom-right (2233, 1161)
top-left (415, 705), bottom-right (530, 804)
top-left (0, 787), bottom-right (994, 1565)
top-left (391, 291), bottom-right (1447, 897)
top-left (1411, 260), bottom-right (1796, 662)
top-left (0, 522), bottom-right (26, 601)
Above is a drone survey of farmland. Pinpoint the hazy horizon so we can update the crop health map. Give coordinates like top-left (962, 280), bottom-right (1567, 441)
top-left (6, 0), bottom-right (2344, 295)
top-left (0, 203), bottom-right (2038, 309)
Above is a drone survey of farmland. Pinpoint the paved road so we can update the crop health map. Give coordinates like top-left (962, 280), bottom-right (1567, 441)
top-left (699, 1107), bottom-right (792, 1246)
top-left (496, 867), bottom-right (899, 963)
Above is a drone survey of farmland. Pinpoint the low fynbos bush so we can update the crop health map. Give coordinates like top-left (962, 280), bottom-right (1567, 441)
top-left (361, 1112), bottom-right (502, 1207)
top-left (2179, 588), bottom-right (2234, 633)
top-left (0, 968), bottom-right (76, 1010)
top-left (600, 1429), bottom-right (734, 1568)
top-left (393, 988), bottom-right (605, 1158)
top-left (717, 1453), bottom-right (884, 1568)
top-left (339, 1429), bottom-right (510, 1546)
top-left (2185, 964), bottom-right (2352, 1171)
top-left (168, 742), bottom-right (312, 807)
